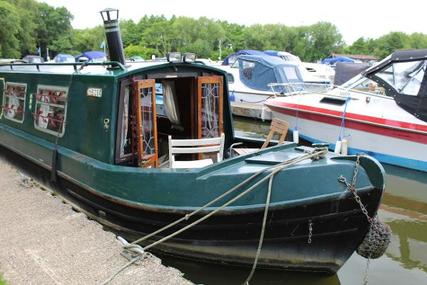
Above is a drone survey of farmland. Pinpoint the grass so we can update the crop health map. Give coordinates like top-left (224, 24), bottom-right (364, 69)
top-left (0, 274), bottom-right (6, 285)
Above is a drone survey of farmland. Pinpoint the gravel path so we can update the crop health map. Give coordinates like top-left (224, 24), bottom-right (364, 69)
top-left (0, 158), bottom-right (192, 285)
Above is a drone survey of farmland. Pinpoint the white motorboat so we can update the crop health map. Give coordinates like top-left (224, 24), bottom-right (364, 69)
top-left (218, 53), bottom-right (330, 120)
top-left (265, 49), bottom-right (427, 172)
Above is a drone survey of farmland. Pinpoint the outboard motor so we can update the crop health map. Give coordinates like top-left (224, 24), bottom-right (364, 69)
top-left (100, 8), bottom-right (125, 65)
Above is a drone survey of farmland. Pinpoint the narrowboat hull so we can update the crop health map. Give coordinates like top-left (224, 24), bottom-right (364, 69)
top-left (0, 124), bottom-right (385, 274)
top-left (60, 175), bottom-right (380, 274)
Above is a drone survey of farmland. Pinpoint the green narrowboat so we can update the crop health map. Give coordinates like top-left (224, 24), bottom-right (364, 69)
top-left (0, 9), bottom-right (388, 274)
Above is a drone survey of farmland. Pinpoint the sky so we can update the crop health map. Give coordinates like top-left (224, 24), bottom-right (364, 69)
top-left (38, 0), bottom-right (426, 44)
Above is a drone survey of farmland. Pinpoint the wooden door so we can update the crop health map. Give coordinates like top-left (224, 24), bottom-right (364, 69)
top-left (132, 79), bottom-right (158, 168)
top-left (197, 76), bottom-right (223, 139)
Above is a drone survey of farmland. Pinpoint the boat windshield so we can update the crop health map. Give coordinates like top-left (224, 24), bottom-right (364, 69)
top-left (376, 60), bottom-right (426, 96)
top-left (340, 74), bottom-right (386, 95)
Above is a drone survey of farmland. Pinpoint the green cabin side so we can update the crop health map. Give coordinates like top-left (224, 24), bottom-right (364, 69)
top-left (0, 62), bottom-right (233, 167)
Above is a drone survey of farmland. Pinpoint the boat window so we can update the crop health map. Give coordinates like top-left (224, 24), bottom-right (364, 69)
top-left (377, 60), bottom-right (426, 96)
top-left (33, 85), bottom-right (68, 137)
top-left (197, 76), bottom-right (224, 161)
top-left (239, 59), bottom-right (277, 91)
top-left (282, 66), bottom-right (300, 81)
top-left (226, 73), bottom-right (234, 84)
top-left (229, 56), bottom-right (239, 67)
top-left (119, 85), bottom-right (130, 157)
top-left (241, 60), bottom-right (255, 80)
top-left (3, 82), bottom-right (26, 123)
top-left (346, 77), bottom-right (386, 95)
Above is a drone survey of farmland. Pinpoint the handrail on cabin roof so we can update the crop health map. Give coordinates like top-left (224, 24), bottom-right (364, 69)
top-left (0, 61), bottom-right (126, 72)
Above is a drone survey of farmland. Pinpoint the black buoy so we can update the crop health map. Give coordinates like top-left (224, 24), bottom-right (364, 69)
top-left (100, 8), bottom-right (125, 65)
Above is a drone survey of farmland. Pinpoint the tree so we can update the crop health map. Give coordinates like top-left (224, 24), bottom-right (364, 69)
top-left (5, 0), bottom-right (38, 56)
top-left (0, 1), bottom-right (21, 58)
top-left (297, 22), bottom-right (343, 61)
top-left (124, 44), bottom-right (156, 59)
top-left (374, 32), bottom-right (409, 58)
top-left (34, 3), bottom-right (73, 58)
top-left (71, 26), bottom-right (105, 55)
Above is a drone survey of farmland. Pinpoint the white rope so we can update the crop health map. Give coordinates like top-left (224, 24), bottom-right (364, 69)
top-left (101, 147), bottom-right (327, 285)
top-left (140, 148), bottom-right (327, 252)
top-left (242, 172), bottom-right (274, 285)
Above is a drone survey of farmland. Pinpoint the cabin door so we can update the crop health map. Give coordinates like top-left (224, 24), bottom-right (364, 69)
top-left (132, 79), bottom-right (158, 168)
top-left (197, 76), bottom-right (223, 139)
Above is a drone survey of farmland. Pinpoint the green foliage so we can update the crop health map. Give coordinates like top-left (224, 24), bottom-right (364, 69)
top-left (71, 26), bottom-right (105, 55)
top-left (124, 44), bottom-right (156, 59)
top-left (1, 0), bottom-right (427, 62)
top-left (345, 32), bottom-right (427, 60)
top-left (0, 1), bottom-right (21, 58)
top-left (34, 3), bottom-right (73, 58)
top-left (0, 274), bottom-right (6, 285)
top-left (0, 0), bottom-right (73, 59)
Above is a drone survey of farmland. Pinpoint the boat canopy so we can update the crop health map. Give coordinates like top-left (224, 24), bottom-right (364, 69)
top-left (235, 54), bottom-right (303, 91)
top-left (75, 51), bottom-right (107, 62)
top-left (334, 62), bottom-right (370, 85)
top-left (322, 56), bottom-right (355, 65)
top-left (222, 50), bottom-right (265, 65)
top-left (365, 49), bottom-right (427, 122)
top-left (264, 50), bottom-right (301, 62)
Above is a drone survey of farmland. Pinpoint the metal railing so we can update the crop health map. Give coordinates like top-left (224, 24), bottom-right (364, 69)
top-left (0, 61), bottom-right (126, 72)
top-left (268, 82), bottom-right (333, 96)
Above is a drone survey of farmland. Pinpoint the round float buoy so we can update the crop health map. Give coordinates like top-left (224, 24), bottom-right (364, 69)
top-left (357, 217), bottom-right (391, 259)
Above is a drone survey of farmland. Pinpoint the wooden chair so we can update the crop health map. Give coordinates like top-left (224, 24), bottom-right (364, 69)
top-left (168, 133), bottom-right (225, 168)
top-left (233, 119), bottom-right (289, 156)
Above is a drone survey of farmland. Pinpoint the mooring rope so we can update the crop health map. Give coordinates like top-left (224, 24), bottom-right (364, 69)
top-left (100, 147), bottom-right (328, 285)
top-left (242, 172), bottom-right (274, 285)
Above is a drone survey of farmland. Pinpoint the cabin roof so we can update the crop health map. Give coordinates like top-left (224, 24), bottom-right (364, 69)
top-left (0, 60), bottom-right (225, 78)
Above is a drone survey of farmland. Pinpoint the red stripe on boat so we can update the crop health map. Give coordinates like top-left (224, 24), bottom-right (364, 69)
top-left (266, 101), bottom-right (427, 133)
top-left (267, 104), bottom-right (427, 144)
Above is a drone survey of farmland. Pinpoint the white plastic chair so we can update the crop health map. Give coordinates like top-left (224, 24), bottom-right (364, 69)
top-left (168, 133), bottom-right (225, 169)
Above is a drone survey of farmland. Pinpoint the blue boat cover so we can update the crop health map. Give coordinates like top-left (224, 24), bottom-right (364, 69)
top-left (322, 56), bottom-right (355, 65)
top-left (75, 51), bottom-right (107, 61)
top-left (53, 54), bottom-right (75, 63)
top-left (222, 50), bottom-right (265, 65)
top-left (237, 54), bottom-right (303, 91)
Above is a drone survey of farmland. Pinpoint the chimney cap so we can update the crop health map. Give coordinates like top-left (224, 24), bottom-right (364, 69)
top-left (100, 8), bottom-right (119, 22)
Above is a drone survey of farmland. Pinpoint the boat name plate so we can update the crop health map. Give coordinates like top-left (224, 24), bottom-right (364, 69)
top-left (87, 88), bottom-right (102, 98)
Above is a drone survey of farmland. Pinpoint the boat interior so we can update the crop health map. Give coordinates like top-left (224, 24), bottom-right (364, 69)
top-left (114, 70), bottom-right (229, 169)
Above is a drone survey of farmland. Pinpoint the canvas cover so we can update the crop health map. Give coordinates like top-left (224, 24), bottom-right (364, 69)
top-left (365, 49), bottom-right (427, 122)
top-left (334, 62), bottom-right (370, 85)
top-left (75, 51), bottom-right (106, 61)
top-left (322, 56), bottom-right (355, 65)
top-left (237, 54), bottom-right (303, 91)
top-left (222, 50), bottom-right (265, 65)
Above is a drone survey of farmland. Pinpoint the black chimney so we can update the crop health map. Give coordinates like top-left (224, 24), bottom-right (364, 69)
top-left (100, 8), bottom-right (125, 65)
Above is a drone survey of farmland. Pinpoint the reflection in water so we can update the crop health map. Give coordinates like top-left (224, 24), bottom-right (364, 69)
top-left (386, 219), bottom-right (427, 272)
top-left (163, 257), bottom-right (339, 285)
top-left (160, 117), bottom-right (427, 285)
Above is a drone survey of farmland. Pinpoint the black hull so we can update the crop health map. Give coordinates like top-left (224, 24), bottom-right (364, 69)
top-left (1, 145), bottom-right (382, 274)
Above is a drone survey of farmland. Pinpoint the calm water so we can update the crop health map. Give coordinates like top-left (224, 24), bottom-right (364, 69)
top-left (163, 117), bottom-right (427, 285)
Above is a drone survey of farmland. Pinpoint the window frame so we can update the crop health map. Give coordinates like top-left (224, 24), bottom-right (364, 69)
top-left (3, 82), bottom-right (27, 124)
